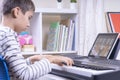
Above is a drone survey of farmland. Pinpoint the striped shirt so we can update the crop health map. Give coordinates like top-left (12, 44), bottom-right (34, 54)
top-left (0, 25), bottom-right (52, 80)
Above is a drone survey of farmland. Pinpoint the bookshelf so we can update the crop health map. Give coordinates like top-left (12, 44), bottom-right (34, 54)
top-left (22, 3), bottom-right (78, 55)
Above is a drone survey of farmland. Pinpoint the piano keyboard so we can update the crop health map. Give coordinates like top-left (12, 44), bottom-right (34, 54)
top-left (38, 74), bottom-right (70, 80)
top-left (51, 64), bottom-right (114, 77)
top-left (73, 60), bottom-right (119, 70)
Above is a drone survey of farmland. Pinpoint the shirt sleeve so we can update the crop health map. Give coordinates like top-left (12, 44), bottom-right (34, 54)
top-left (2, 31), bottom-right (52, 80)
top-left (26, 58), bottom-right (32, 65)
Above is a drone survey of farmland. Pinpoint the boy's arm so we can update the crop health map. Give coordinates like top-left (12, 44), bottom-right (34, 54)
top-left (6, 54), bottom-right (51, 80)
top-left (27, 55), bottom-right (73, 66)
top-left (2, 31), bottom-right (51, 80)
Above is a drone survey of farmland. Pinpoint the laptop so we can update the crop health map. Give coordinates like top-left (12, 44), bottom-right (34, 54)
top-left (61, 33), bottom-right (120, 70)
top-left (113, 38), bottom-right (120, 60)
top-left (73, 33), bottom-right (120, 70)
top-left (87, 33), bottom-right (119, 59)
top-left (62, 33), bottom-right (119, 59)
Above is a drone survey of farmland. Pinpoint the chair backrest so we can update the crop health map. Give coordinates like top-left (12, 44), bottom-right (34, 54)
top-left (0, 56), bottom-right (10, 80)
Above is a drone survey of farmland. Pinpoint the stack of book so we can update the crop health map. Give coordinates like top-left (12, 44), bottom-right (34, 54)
top-left (46, 19), bottom-right (75, 51)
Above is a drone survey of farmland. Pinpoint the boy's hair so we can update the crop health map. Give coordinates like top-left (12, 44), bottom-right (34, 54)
top-left (2, 0), bottom-right (35, 15)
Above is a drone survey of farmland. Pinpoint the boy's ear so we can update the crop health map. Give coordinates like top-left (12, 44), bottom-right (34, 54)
top-left (11, 7), bottom-right (21, 18)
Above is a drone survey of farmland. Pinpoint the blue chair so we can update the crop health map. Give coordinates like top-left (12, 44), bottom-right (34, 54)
top-left (0, 56), bottom-right (10, 80)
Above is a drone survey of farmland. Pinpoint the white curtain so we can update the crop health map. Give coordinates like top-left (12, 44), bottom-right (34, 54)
top-left (78, 0), bottom-right (107, 56)
top-left (0, 0), bottom-right (4, 23)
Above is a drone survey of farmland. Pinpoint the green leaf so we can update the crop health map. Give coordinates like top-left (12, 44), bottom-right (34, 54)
top-left (70, 0), bottom-right (77, 3)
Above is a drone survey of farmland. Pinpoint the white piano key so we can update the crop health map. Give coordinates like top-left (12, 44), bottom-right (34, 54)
top-left (38, 74), bottom-right (70, 80)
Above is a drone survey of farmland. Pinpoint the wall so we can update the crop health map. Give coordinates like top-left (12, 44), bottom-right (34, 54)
top-left (103, 0), bottom-right (120, 33)
top-left (33, 0), bottom-right (120, 11)
top-left (1, 0), bottom-right (120, 22)
top-left (104, 0), bottom-right (120, 12)
top-left (0, 0), bottom-right (3, 23)
top-left (33, 0), bottom-right (71, 9)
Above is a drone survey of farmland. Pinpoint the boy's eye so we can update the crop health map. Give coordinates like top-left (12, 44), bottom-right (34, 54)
top-left (29, 16), bottom-right (32, 20)
top-left (29, 17), bottom-right (31, 20)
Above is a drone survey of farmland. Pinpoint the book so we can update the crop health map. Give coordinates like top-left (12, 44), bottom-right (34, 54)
top-left (66, 20), bottom-right (75, 51)
top-left (46, 22), bottom-right (60, 51)
top-left (60, 19), bottom-right (74, 51)
top-left (107, 12), bottom-right (120, 34)
top-left (68, 20), bottom-right (75, 51)
top-left (59, 25), bottom-right (66, 51)
top-left (55, 23), bottom-right (61, 51)
top-left (63, 27), bottom-right (68, 51)
top-left (105, 13), bottom-right (112, 32)
top-left (22, 45), bottom-right (35, 52)
top-left (57, 24), bottom-right (66, 51)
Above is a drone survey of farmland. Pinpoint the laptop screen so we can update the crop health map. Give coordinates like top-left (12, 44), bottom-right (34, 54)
top-left (88, 33), bottom-right (119, 59)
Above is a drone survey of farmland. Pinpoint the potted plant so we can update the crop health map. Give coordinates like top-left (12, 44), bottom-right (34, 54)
top-left (57, 0), bottom-right (62, 9)
top-left (70, 0), bottom-right (77, 9)
top-left (71, 0), bottom-right (77, 3)
top-left (57, 0), bottom-right (62, 2)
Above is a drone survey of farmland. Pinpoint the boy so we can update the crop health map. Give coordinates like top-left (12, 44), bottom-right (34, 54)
top-left (0, 0), bottom-right (74, 80)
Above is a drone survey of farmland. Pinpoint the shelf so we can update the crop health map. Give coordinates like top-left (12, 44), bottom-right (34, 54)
top-left (42, 51), bottom-right (77, 54)
top-left (21, 51), bottom-right (77, 55)
top-left (27, 7), bottom-right (78, 55)
top-left (35, 8), bottom-right (78, 14)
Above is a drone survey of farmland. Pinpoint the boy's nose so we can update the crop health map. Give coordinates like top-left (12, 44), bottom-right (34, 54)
top-left (27, 23), bottom-right (30, 28)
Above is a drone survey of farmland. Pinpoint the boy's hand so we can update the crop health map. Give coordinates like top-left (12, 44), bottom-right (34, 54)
top-left (44, 55), bottom-right (74, 66)
top-left (29, 55), bottom-right (74, 66)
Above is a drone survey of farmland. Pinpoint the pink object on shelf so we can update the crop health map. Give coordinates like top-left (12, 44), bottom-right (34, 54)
top-left (18, 34), bottom-right (33, 46)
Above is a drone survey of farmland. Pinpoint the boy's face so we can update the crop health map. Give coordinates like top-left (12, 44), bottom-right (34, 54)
top-left (14, 9), bottom-right (34, 33)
